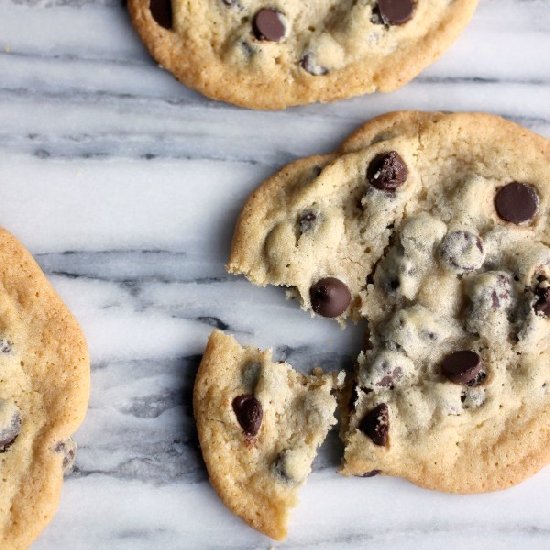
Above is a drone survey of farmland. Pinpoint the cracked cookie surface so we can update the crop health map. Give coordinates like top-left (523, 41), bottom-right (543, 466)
top-left (194, 330), bottom-right (340, 539)
top-left (229, 111), bottom-right (550, 492)
top-left (128, 0), bottom-right (478, 109)
top-left (0, 228), bottom-right (89, 548)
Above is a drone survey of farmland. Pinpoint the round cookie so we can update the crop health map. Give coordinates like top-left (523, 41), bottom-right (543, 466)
top-left (229, 111), bottom-right (550, 492)
top-left (194, 330), bottom-right (341, 539)
top-left (127, 0), bottom-right (478, 109)
top-left (0, 228), bottom-right (89, 548)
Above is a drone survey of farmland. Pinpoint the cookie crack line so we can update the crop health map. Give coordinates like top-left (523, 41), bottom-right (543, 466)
top-left (225, 110), bottom-right (550, 521)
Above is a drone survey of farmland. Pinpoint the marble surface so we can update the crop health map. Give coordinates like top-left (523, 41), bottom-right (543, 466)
top-left (0, 0), bottom-right (549, 548)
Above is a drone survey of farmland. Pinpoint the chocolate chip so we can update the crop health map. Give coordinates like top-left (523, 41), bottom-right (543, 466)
top-left (272, 452), bottom-right (290, 481)
top-left (441, 351), bottom-right (483, 385)
top-left (467, 370), bottom-right (487, 387)
top-left (241, 41), bottom-right (255, 58)
top-left (534, 285), bottom-right (550, 317)
top-left (439, 230), bottom-right (485, 273)
top-left (300, 53), bottom-right (328, 76)
top-left (360, 403), bottom-right (389, 446)
top-left (253, 9), bottom-right (286, 42)
top-left (150, 0), bottom-right (172, 30)
top-left (298, 209), bottom-right (319, 234)
top-left (232, 394), bottom-right (263, 436)
top-left (0, 339), bottom-right (12, 353)
top-left (367, 151), bottom-right (408, 192)
top-left (360, 470), bottom-right (382, 478)
top-left (0, 406), bottom-right (21, 453)
top-left (272, 447), bottom-right (309, 484)
top-left (309, 277), bottom-right (352, 318)
top-left (359, 351), bottom-right (415, 389)
top-left (376, 0), bottom-right (415, 25)
top-left (495, 182), bottom-right (539, 224)
top-left (311, 165), bottom-right (323, 178)
top-left (55, 439), bottom-right (77, 475)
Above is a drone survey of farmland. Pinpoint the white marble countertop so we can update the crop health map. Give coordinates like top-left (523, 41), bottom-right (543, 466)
top-left (1, 0), bottom-right (549, 548)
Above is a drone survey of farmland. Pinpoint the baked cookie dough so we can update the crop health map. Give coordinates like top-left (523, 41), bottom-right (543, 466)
top-left (194, 330), bottom-right (341, 539)
top-left (0, 228), bottom-right (89, 548)
top-left (229, 111), bottom-right (550, 492)
top-left (128, 0), bottom-right (478, 109)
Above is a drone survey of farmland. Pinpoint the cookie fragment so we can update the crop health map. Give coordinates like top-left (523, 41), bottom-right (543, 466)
top-left (194, 330), bottom-right (340, 540)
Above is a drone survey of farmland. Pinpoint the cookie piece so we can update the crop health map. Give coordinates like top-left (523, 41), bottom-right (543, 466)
top-left (228, 114), bottom-right (424, 322)
top-left (127, 0), bottom-right (478, 109)
top-left (0, 228), bottom-right (89, 548)
top-left (194, 330), bottom-right (340, 539)
top-left (229, 111), bottom-right (550, 492)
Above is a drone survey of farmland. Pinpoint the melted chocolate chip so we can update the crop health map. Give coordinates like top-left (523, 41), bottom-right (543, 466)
top-left (439, 230), bottom-right (485, 273)
top-left (300, 53), bottom-right (328, 76)
top-left (495, 182), bottom-right (539, 224)
top-left (241, 41), bottom-right (255, 58)
top-left (311, 165), bottom-right (323, 178)
top-left (253, 9), bottom-right (286, 42)
top-left (534, 285), bottom-right (550, 317)
top-left (441, 351), bottom-right (483, 385)
top-left (309, 277), bottom-right (352, 318)
top-left (232, 394), bottom-right (263, 436)
top-left (0, 409), bottom-right (21, 452)
top-left (359, 403), bottom-right (389, 446)
top-left (149, 0), bottom-right (172, 30)
top-left (272, 452), bottom-right (289, 480)
top-left (367, 151), bottom-right (408, 192)
top-left (467, 370), bottom-right (487, 387)
top-left (0, 339), bottom-right (12, 353)
top-left (298, 209), bottom-right (318, 234)
top-left (378, 366), bottom-right (402, 388)
top-left (55, 439), bottom-right (77, 474)
top-left (492, 274), bottom-right (512, 308)
top-left (361, 469), bottom-right (382, 478)
top-left (376, 0), bottom-right (415, 25)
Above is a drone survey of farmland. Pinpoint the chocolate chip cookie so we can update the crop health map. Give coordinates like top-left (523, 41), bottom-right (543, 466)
top-left (229, 111), bottom-right (550, 492)
top-left (194, 330), bottom-right (341, 539)
top-left (127, 0), bottom-right (478, 109)
top-left (0, 228), bottom-right (89, 548)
